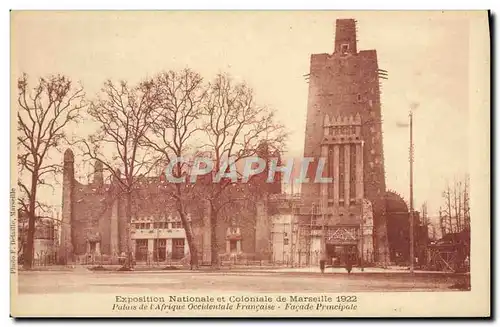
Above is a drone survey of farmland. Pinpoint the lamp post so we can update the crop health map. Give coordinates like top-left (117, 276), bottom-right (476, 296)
top-left (322, 200), bottom-right (326, 265)
top-left (409, 106), bottom-right (416, 274)
top-left (360, 200), bottom-right (364, 272)
top-left (359, 140), bottom-right (365, 272)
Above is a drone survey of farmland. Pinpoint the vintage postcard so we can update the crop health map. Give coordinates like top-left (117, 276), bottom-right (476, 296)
top-left (10, 10), bottom-right (490, 317)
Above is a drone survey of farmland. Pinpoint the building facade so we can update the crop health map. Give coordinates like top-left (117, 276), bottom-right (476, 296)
top-left (58, 145), bottom-right (282, 265)
top-left (300, 18), bottom-right (390, 265)
top-left (57, 19), bottom-right (413, 267)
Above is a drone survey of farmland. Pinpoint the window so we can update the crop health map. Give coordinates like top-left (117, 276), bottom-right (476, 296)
top-left (172, 239), bottom-right (185, 246)
top-left (284, 238), bottom-right (289, 246)
top-left (341, 44), bottom-right (349, 54)
top-left (357, 94), bottom-right (362, 102)
top-left (137, 223), bottom-right (149, 229)
top-left (172, 221), bottom-right (182, 229)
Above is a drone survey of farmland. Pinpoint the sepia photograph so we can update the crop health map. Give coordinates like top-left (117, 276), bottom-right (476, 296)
top-left (9, 10), bottom-right (490, 317)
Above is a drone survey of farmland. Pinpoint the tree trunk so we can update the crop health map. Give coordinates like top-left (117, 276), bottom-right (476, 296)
top-left (210, 203), bottom-right (219, 267)
top-left (23, 173), bottom-right (38, 270)
top-left (125, 190), bottom-right (134, 268)
top-left (447, 188), bottom-right (453, 234)
top-left (458, 182), bottom-right (463, 232)
top-left (174, 184), bottom-right (199, 269)
top-left (439, 210), bottom-right (445, 237)
top-left (179, 209), bottom-right (198, 270)
top-left (453, 187), bottom-right (460, 232)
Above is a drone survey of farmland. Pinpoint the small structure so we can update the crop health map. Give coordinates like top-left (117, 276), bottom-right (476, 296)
top-left (18, 211), bottom-right (59, 265)
top-left (427, 228), bottom-right (470, 272)
top-left (385, 191), bottom-right (429, 267)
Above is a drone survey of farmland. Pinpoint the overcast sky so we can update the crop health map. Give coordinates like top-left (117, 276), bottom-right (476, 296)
top-left (12, 11), bottom-right (483, 217)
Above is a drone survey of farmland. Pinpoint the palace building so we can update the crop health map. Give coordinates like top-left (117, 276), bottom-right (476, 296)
top-left (57, 144), bottom-right (283, 265)
top-left (57, 19), bottom-right (413, 267)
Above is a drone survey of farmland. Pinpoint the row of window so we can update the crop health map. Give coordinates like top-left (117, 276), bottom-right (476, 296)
top-left (135, 238), bottom-right (185, 247)
top-left (134, 222), bottom-right (183, 230)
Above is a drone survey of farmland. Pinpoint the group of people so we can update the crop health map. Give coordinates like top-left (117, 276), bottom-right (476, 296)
top-left (319, 256), bottom-right (353, 274)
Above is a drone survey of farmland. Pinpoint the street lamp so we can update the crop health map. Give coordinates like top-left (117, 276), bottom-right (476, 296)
top-left (360, 201), bottom-right (364, 272)
top-left (409, 103), bottom-right (418, 274)
top-left (359, 140), bottom-right (365, 272)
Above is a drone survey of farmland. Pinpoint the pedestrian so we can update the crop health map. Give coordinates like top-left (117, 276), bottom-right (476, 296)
top-left (345, 257), bottom-right (352, 274)
top-left (319, 258), bottom-right (326, 274)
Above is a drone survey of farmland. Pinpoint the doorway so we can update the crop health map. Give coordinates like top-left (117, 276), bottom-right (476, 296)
top-left (326, 244), bottom-right (358, 266)
top-left (135, 239), bottom-right (148, 262)
top-left (89, 241), bottom-right (96, 253)
top-left (229, 240), bottom-right (238, 253)
top-left (154, 239), bottom-right (167, 262)
top-left (172, 238), bottom-right (185, 260)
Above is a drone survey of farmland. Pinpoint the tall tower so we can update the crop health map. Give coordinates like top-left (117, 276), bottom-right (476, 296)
top-left (302, 19), bottom-right (389, 263)
top-left (58, 148), bottom-right (75, 263)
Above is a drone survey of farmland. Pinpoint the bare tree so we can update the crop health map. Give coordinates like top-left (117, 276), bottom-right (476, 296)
top-left (440, 175), bottom-right (471, 235)
top-left (438, 207), bottom-right (445, 237)
top-left (441, 184), bottom-right (454, 234)
top-left (453, 180), bottom-right (462, 231)
top-left (79, 79), bottom-right (158, 268)
top-left (420, 202), bottom-right (428, 226)
top-left (463, 175), bottom-right (470, 230)
top-left (17, 73), bottom-right (84, 269)
top-left (201, 74), bottom-right (287, 266)
top-left (140, 69), bottom-right (206, 269)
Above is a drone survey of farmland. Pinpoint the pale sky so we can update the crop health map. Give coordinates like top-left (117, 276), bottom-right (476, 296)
top-left (11, 11), bottom-right (481, 217)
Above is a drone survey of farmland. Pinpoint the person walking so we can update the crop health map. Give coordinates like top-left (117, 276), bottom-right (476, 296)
top-left (319, 258), bottom-right (326, 274)
top-left (345, 255), bottom-right (352, 274)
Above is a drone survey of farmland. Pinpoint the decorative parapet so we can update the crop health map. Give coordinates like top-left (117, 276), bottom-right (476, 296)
top-left (322, 113), bottom-right (362, 145)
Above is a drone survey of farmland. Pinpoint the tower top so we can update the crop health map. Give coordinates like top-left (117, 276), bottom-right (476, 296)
top-left (63, 148), bottom-right (74, 163)
top-left (93, 160), bottom-right (104, 185)
top-left (334, 19), bottom-right (357, 55)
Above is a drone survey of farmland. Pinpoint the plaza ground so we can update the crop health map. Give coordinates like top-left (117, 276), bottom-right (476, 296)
top-left (16, 267), bottom-right (470, 294)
